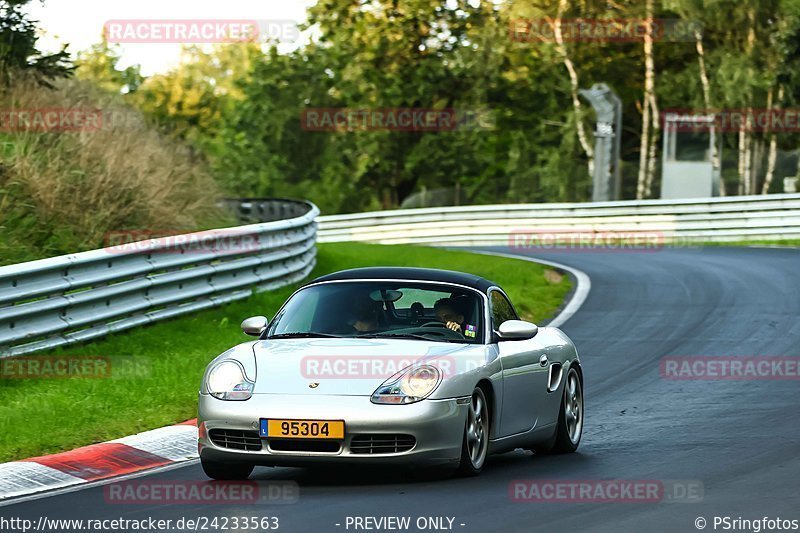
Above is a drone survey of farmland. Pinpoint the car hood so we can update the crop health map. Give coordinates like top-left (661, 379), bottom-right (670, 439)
top-left (251, 337), bottom-right (480, 396)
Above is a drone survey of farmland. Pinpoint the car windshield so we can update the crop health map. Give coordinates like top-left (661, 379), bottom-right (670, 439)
top-left (266, 281), bottom-right (484, 344)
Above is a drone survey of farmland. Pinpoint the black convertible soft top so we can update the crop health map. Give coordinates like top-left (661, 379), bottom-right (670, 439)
top-left (308, 267), bottom-right (498, 293)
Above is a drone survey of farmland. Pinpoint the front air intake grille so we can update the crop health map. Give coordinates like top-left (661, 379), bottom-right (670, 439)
top-left (350, 434), bottom-right (416, 454)
top-left (208, 429), bottom-right (262, 451)
top-left (268, 439), bottom-right (341, 453)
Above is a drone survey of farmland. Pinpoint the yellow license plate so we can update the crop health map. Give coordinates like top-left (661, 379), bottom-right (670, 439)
top-left (261, 419), bottom-right (344, 439)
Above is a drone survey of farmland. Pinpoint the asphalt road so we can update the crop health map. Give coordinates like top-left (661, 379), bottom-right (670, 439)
top-left (5, 246), bottom-right (800, 533)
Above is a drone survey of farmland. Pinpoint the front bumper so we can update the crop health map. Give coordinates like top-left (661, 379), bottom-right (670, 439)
top-left (198, 393), bottom-right (468, 467)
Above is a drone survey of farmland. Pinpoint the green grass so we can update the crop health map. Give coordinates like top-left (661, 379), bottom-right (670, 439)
top-left (694, 239), bottom-right (800, 248)
top-left (0, 243), bottom-right (571, 463)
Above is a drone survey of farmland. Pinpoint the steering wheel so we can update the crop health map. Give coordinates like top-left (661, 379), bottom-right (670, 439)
top-left (417, 321), bottom-right (466, 341)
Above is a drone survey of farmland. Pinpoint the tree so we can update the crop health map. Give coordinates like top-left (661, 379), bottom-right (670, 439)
top-left (637, 0), bottom-right (659, 199)
top-left (133, 42), bottom-right (262, 148)
top-left (0, 0), bottom-right (72, 85)
top-left (110, 0), bottom-right (800, 210)
top-left (75, 36), bottom-right (143, 94)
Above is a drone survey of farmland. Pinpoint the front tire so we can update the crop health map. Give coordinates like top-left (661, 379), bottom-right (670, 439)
top-left (457, 386), bottom-right (490, 476)
top-left (201, 458), bottom-right (254, 480)
top-left (539, 367), bottom-right (583, 454)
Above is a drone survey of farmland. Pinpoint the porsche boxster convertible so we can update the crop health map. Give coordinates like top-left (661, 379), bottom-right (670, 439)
top-left (197, 267), bottom-right (583, 478)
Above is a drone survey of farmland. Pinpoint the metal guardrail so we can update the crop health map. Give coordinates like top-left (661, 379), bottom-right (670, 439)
top-left (0, 200), bottom-right (318, 358)
top-left (222, 197), bottom-right (313, 223)
top-left (315, 193), bottom-right (800, 245)
top-left (7, 193), bottom-right (793, 357)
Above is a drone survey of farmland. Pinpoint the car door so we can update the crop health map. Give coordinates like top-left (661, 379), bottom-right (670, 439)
top-left (492, 289), bottom-right (551, 437)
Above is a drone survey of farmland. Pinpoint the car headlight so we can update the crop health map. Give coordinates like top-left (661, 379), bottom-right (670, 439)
top-left (206, 361), bottom-right (254, 400)
top-left (371, 365), bottom-right (442, 404)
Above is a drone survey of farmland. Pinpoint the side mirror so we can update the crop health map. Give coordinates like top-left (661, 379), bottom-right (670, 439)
top-left (496, 319), bottom-right (538, 341)
top-left (241, 316), bottom-right (268, 336)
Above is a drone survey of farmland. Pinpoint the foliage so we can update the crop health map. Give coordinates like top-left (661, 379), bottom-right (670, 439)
top-left (0, 0), bottom-right (72, 85)
top-left (0, 75), bottom-right (231, 265)
top-left (33, 0), bottom-right (800, 212)
top-left (133, 43), bottom-right (263, 150)
top-left (75, 36), bottom-right (143, 94)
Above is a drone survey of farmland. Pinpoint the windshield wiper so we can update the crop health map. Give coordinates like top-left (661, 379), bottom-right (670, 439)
top-left (267, 332), bottom-right (341, 339)
top-left (356, 333), bottom-right (462, 343)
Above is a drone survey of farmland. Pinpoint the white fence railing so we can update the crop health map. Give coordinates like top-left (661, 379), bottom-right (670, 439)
top-left (0, 200), bottom-right (318, 358)
top-left (316, 194), bottom-right (800, 246)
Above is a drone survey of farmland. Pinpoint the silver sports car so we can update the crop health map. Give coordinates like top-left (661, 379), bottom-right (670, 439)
top-left (198, 267), bottom-right (583, 478)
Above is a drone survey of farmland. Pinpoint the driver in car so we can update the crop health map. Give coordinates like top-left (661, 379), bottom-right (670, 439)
top-left (434, 297), bottom-right (467, 333)
top-left (346, 299), bottom-right (382, 333)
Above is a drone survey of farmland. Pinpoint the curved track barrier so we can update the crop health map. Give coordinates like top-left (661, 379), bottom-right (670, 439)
top-left (0, 200), bottom-right (318, 357)
top-left (314, 193), bottom-right (800, 245)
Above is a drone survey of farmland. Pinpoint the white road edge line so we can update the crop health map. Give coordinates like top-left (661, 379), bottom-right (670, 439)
top-left (465, 249), bottom-right (591, 329)
top-left (0, 423), bottom-right (199, 506)
top-left (0, 459), bottom-right (200, 508)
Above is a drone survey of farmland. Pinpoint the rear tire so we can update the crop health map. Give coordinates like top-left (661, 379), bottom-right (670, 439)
top-left (201, 458), bottom-right (254, 480)
top-left (457, 386), bottom-right (490, 476)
